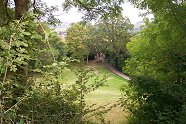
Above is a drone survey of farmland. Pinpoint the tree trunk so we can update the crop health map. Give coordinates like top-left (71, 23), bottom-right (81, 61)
top-left (14, 0), bottom-right (29, 82)
top-left (14, 0), bottom-right (29, 19)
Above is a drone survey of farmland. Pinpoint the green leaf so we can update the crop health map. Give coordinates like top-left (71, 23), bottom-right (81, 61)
top-left (52, 63), bottom-right (58, 66)
top-left (22, 31), bottom-right (31, 36)
top-left (17, 118), bottom-right (24, 124)
top-left (10, 65), bottom-right (17, 72)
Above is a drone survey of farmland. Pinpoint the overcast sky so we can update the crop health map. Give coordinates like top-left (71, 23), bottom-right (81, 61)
top-left (43, 0), bottom-right (153, 24)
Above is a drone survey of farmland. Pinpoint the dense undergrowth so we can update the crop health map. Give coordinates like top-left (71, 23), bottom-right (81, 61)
top-left (120, 1), bottom-right (186, 123)
top-left (0, 14), bottom-right (114, 124)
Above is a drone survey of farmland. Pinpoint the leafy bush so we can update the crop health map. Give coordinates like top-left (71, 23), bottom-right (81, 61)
top-left (120, 76), bottom-right (186, 124)
top-left (0, 14), bottom-right (110, 124)
top-left (121, 3), bottom-right (186, 122)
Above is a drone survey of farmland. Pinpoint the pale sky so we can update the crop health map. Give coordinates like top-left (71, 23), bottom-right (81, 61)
top-left (43, 0), bottom-right (153, 24)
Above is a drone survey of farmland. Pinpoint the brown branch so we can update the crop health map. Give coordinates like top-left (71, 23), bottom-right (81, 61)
top-left (33, 0), bottom-right (37, 13)
top-left (76, 0), bottom-right (93, 11)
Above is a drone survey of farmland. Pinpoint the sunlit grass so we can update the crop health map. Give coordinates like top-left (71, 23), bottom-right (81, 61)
top-left (85, 62), bottom-right (128, 124)
top-left (61, 61), bottom-right (128, 123)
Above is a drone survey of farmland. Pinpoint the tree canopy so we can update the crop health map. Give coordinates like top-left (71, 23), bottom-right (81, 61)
top-left (120, 0), bottom-right (186, 123)
top-left (65, 22), bottom-right (92, 61)
top-left (63, 0), bottom-right (125, 20)
top-left (92, 16), bottom-right (133, 70)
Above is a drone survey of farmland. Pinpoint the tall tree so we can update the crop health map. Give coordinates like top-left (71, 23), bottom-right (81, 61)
top-left (65, 22), bottom-right (92, 61)
top-left (14, 0), bottom-right (29, 19)
top-left (92, 16), bottom-right (133, 70)
top-left (121, 0), bottom-right (186, 123)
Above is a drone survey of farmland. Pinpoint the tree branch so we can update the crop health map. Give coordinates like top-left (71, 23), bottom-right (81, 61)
top-left (33, 0), bottom-right (37, 13)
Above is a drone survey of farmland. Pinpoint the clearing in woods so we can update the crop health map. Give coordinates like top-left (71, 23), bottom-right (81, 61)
top-left (62, 61), bottom-right (129, 124)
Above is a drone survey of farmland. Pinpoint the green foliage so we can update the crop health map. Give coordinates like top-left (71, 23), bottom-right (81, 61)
top-left (0, 0), bottom-right (14, 26)
top-left (121, 1), bottom-right (186, 123)
top-left (71, 68), bottom-right (110, 124)
top-left (120, 76), bottom-right (182, 124)
top-left (65, 22), bottom-right (92, 61)
top-left (1, 0), bottom-right (127, 122)
top-left (63, 0), bottom-right (125, 20)
top-left (0, 0), bottom-right (61, 26)
top-left (22, 65), bottom-right (108, 124)
top-left (65, 63), bottom-right (126, 124)
top-left (0, 14), bottom-right (110, 123)
top-left (0, 13), bottom-right (66, 123)
top-left (92, 16), bottom-right (133, 71)
top-left (65, 16), bottom-right (132, 71)
top-left (30, 0), bottom-right (61, 26)
top-left (178, 104), bottom-right (186, 124)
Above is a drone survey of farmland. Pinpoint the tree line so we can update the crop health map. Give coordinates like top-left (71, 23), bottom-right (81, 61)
top-left (65, 16), bottom-right (132, 71)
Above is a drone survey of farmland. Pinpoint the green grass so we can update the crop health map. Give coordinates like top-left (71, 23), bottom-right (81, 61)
top-left (61, 61), bottom-right (129, 124)
top-left (85, 62), bottom-right (128, 124)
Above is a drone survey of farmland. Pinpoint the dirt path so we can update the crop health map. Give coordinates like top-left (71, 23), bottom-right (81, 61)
top-left (103, 62), bottom-right (131, 80)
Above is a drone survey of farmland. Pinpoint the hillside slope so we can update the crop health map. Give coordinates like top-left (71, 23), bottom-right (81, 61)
top-left (61, 61), bottom-right (128, 124)
top-left (85, 62), bottom-right (128, 124)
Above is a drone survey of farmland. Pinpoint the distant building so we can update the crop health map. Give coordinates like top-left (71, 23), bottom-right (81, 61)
top-left (129, 21), bottom-right (148, 34)
top-left (52, 22), bottom-right (71, 39)
top-left (132, 21), bottom-right (145, 33)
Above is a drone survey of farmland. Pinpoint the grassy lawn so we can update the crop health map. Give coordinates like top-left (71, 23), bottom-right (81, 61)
top-left (61, 61), bottom-right (128, 124)
top-left (85, 62), bottom-right (128, 124)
